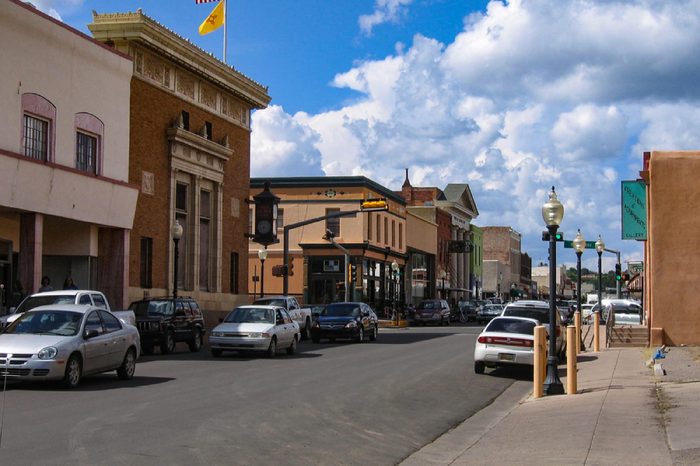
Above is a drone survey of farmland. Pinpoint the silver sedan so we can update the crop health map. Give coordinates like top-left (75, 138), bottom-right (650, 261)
top-left (0, 304), bottom-right (141, 388)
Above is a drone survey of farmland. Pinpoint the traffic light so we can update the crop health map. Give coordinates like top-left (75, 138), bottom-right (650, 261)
top-left (614, 263), bottom-right (622, 281)
top-left (621, 272), bottom-right (631, 281)
top-left (360, 198), bottom-right (388, 211)
top-left (288, 259), bottom-right (294, 277)
top-left (541, 231), bottom-right (564, 241)
top-left (350, 263), bottom-right (358, 283)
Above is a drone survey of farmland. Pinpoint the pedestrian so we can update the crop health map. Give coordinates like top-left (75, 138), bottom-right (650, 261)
top-left (63, 276), bottom-right (78, 290)
top-left (11, 280), bottom-right (26, 308)
top-left (38, 275), bottom-right (53, 292)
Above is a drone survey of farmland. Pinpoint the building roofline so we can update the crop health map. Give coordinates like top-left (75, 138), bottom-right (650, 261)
top-left (88, 9), bottom-right (270, 109)
top-left (251, 176), bottom-right (406, 205)
top-left (7, 0), bottom-right (133, 63)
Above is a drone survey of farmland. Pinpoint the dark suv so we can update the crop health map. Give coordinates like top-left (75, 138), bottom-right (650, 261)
top-left (129, 297), bottom-right (205, 354)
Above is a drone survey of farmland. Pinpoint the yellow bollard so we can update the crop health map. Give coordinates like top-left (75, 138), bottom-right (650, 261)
top-left (567, 325), bottom-right (577, 395)
top-left (574, 311), bottom-right (581, 354)
top-left (533, 325), bottom-right (546, 398)
top-left (593, 311), bottom-right (600, 352)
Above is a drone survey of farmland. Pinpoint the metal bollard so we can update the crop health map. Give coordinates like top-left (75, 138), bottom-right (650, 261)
top-left (567, 325), bottom-right (577, 395)
top-left (593, 311), bottom-right (600, 352)
top-left (574, 311), bottom-right (581, 354)
top-left (533, 325), bottom-right (546, 398)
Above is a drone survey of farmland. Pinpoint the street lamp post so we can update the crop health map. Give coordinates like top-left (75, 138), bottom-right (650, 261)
top-left (258, 248), bottom-right (268, 298)
top-left (541, 186), bottom-right (565, 395)
top-left (172, 220), bottom-right (183, 301)
top-left (573, 229), bottom-right (586, 350)
top-left (595, 235), bottom-right (605, 313)
top-left (391, 260), bottom-right (400, 326)
top-left (439, 270), bottom-right (447, 299)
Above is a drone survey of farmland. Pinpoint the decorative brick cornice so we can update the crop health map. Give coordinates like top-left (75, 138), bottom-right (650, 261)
top-left (88, 9), bottom-right (270, 109)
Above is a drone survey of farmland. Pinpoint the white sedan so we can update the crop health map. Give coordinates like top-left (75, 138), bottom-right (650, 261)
top-left (474, 316), bottom-right (539, 374)
top-left (0, 304), bottom-right (141, 388)
top-left (209, 305), bottom-right (300, 357)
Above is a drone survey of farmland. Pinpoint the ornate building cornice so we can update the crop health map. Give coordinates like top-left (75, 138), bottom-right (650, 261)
top-left (88, 9), bottom-right (270, 110)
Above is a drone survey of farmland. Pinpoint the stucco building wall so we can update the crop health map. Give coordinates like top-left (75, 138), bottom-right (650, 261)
top-left (646, 151), bottom-right (700, 345)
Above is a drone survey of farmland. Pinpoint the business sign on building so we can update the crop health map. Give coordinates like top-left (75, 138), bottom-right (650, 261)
top-left (621, 180), bottom-right (647, 240)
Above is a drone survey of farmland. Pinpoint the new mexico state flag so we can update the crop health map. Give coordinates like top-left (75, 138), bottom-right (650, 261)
top-left (199, 0), bottom-right (224, 35)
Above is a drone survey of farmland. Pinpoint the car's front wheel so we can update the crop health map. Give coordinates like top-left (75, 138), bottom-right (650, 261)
top-left (301, 319), bottom-right (311, 340)
top-left (474, 361), bottom-right (485, 374)
top-left (188, 329), bottom-right (202, 352)
top-left (63, 354), bottom-right (82, 389)
top-left (286, 336), bottom-right (298, 355)
top-left (356, 326), bottom-right (364, 343)
top-left (117, 348), bottom-right (136, 380)
top-left (160, 330), bottom-right (176, 354)
top-left (369, 325), bottom-right (378, 341)
top-left (266, 337), bottom-right (277, 358)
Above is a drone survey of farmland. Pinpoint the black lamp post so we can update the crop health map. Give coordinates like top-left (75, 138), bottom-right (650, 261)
top-left (439, 270), bottom-right (447, 299)
top-left (541, 186), bottom-right (565, 395)
top-left (172, 220), bottom-right (183, 301)
top-left (391, 260), bottom-right (400, 325)
top-left (595, 235), bottom-right (605, 314)
top-left (258, 248), bottom-right (268, 298)
top-left (573, 229), bottom-right (586, 350)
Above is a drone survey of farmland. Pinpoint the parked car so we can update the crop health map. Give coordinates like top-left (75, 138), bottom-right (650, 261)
top-left (452, 300), bottom-right (477, 323)
top-left (413, 299), bottom-right (451, 326)
top-left (252, 296), bottom-right (313, 340)
top-left (0, 304), bottom-right (140, 388)
top-left (474, 316), bottom-right (539, 374)
top-left (500, 300), bottom-right (565, 356)
top-left (128, 296), bottom-right (205, 355)
top-left (601, 299), bottom-right (643, 325)
top-left (209, 305), bottom-right (300, 357)
top-left (311, 302), bottom-right (378, 343)
top-left (0, 290), bottom-right (135, 328)
top-left (477, 303), bottom-right (504, 324)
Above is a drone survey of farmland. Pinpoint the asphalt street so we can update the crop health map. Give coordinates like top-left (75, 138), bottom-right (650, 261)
top-left (0, 324), bottom-right (530, 465)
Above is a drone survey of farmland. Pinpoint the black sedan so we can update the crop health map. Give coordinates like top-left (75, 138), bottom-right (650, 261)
top-left (310, 302), bottom-right (378, 343)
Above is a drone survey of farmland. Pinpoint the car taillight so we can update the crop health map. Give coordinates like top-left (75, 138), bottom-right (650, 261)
top-left (478, 336), bottom-right (533, 347)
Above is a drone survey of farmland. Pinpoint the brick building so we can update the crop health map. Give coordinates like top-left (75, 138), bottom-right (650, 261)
top-left (89, 11), bottom-right (270, 314)
top-left (482, 226), bottom-right (523, 300)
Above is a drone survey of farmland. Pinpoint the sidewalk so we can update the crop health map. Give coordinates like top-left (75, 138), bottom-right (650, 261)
top-left (402, 339), bottom-right (700, 465)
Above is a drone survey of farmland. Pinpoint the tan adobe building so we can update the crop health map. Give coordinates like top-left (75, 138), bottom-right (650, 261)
top-left (89, 10), bottom-right (270, 314)
top-left (642, 151), bottom-right (700, 345)
top-left (249, 177), bottom-right (406, 314)
top-left (0, 0), bottom-right (138, 309)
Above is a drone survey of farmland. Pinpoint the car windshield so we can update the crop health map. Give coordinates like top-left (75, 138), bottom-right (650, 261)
top-left (253, 298), bottom-right (286, 307)
top-left (485, 318), bottom-right (536, 335)
top-left (15, 295), bottom-right (77, 314)
top-left (502, 306), bottom-right (549, 323)
top-left (6, 310), bottom-right (83, 336)
top-left (323, 304), bottom-right (361, 317)
top-left (129, 300), bottom-right (173, 317)
top-left (417, 301), bottom-right (438, 310)
top-left (224, 307), bottom-right (275, 324)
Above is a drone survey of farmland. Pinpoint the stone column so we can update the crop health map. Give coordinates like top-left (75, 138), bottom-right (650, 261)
top-left (19, 213), bottom-right (43, 293)
top-left (98, 228), bottom-right (130, 309)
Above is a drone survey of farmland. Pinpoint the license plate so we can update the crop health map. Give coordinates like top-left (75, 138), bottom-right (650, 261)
top-left (498, 353), bottom-right (515, 362)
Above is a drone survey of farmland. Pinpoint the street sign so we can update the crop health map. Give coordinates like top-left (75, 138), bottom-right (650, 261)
top-left (271, 265), bottom-right (286, 277)
top-left (564, 240), bottom-right (597, 249)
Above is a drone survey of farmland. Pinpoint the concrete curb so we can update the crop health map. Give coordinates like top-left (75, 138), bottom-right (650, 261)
top-left (400, 380), bottom-right (531, 465)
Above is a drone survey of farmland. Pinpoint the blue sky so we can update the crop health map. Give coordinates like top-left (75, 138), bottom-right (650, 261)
top-left (39, 0), bottom-right (700, 271)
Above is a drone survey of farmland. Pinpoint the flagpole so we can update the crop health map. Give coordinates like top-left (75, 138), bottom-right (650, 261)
top-left (223, 0), bottom-right (227, 63)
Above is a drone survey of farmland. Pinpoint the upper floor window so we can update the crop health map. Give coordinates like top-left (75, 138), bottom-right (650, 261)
top-left (326, 208), bottom-right (340, 237)
top-left (21, 93), bottom-right (55, 162)
top-left (76, 132), bottom-right (97, 173)
top-left (276, 208), bottom-right (284, 230)
top-left (75, 113), bottom-right (104, 175)
top-left (23, 115), bottom-right (49, 161)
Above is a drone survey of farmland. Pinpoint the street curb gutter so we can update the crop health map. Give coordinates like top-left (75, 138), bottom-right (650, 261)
top-left (400, 380), bottom-right (531, 466)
